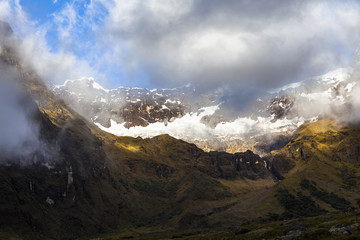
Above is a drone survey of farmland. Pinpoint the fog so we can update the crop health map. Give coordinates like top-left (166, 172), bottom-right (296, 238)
top-left (0, 23), bottom-right (56, 164)
top-left (0, 59), bottom-right (40, 161)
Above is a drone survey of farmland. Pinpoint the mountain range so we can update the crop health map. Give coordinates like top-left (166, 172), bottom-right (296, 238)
top-left (0, 21), bottom-right (360, 240)
top-left (54, 65), bottom-right (356, 156)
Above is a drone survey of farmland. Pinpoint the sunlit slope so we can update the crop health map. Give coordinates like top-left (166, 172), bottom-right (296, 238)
top-left (87, 119), bottom-right (360, 240)
top-left (257, 119), bottom-right (360, 218)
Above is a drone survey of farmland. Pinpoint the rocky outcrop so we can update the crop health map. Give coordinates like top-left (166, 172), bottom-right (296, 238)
top-left (0, 20), bottom-right (13, 37)
top-left (268, 96), bottom-right (294, 120)
top-left (194, 150), bottom-right (274, 180)
top-left (329, 223), bottom-right (359, 236)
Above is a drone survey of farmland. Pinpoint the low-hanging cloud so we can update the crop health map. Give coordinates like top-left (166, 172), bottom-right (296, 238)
top-left (0, 21), bottom-right (59, 165)
top-left (0, 60), bottom-right (40, 160)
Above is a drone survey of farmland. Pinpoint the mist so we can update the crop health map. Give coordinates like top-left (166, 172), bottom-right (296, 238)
top-left (0, 23), bottom-right (56, 164)
top-left (0, 60), bottom-right (40, 161)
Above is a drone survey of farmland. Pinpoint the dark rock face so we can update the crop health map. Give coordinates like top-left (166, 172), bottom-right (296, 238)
top-left (120, 97), bottom-right (185, 128)
top-left (268, 96), bottom-right (294, 120)
top-left (263, 153), bottom-right (295, 180)
top-left (0, 20), bottom-right (13, 37)
top-left (196, 150), bottom-right (273, 180)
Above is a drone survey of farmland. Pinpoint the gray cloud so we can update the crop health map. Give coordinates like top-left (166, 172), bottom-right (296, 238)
top-left (2, 0), bottom-right (360, 116)
top-left (101, 0), bottom-right (360, 111)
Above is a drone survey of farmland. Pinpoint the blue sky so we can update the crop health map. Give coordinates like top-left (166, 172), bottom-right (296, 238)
top-left (20, 0), bottom-right (72, 52)
top-left (20, 0), bottom-right (62, 22)
top-left (1, 0), bottom-right (360, 104)
top-left (12, 0), bottom-right (151, 89)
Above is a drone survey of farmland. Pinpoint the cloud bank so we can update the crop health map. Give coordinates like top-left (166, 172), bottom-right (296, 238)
top-left (101, 0), bottom-right (360, 110)
top-left (2, 0), bottom-right (360, 113)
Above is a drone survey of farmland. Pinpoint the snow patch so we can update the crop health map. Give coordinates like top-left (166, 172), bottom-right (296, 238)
top-left (300, 90), bottom-right (332, 101)
top-left (92, 79), bottom-right (109, 93)
top-left (269, 81), bottom-right (303, 94)
top-left (95, 105), bottom-right (299, 143)
top-left (165, 99), bottom-right (177, 104)
top-left (345, 82), bottom-right (356, 92)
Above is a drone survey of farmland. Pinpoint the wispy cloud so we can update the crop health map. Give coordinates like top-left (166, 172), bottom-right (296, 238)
top-left (0, 58), bottom-right (40, 160)
top-left (53, 2), bottom-right (77, 40)
top-left (0, 0), bottom-right (97, 85)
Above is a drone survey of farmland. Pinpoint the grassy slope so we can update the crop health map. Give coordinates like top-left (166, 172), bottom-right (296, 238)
top-left (85, 212), bottom-right (360, 240)
top-left (256, 119), bottom-right (360, 218)
top-left (85, 119), bottom-right (360, 239)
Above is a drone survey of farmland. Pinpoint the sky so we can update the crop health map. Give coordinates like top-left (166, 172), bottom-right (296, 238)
top-left (1, 0), bottom-right (360, 111)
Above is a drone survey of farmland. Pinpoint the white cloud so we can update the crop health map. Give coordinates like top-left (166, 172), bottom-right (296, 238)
top-left (0, 1), bottom-right (12, 20)
top-left (53, 3), bottom-right (78, 40)
top-left (0, 0), bottom-right (97, 85)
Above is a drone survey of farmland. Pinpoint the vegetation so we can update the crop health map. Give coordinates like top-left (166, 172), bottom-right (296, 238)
top-left (84, 211), bottom-right (360, 240)
top-left (300, 179), bottom-right (351, 210)
top-left (132, 178), bottom-right (179, 198)
top-left (275, 188), bottom-right (326, 217)
top-left (341, 166), bottom-right (357, 190)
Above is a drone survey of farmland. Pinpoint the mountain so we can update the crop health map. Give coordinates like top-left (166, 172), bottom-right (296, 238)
top-left (84, 118), bottom-right (360, 239)
top-left (53, 67), bottom-right (356, 157)
top-left (53, 78), bottom-right (197, 128)
top-left (267, 67), bottom-right (354, 120)
top-left (1, 21), bottom-right (360, 240)
top-left (0, 22), bottom-right (281, 239)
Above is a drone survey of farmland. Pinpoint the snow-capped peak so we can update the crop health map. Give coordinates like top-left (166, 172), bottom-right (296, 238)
top-left (54, 77), bottom-right (110, 93)
top-left (52, 67), bottom-right (357, 156)
top-left (318, 67), bottom-right (353, 84)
